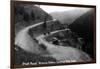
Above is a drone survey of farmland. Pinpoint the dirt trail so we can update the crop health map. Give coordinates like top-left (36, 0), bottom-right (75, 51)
top-left (15, 19), bottom-right (91, 62)
top-left (15, 19), bottom-right (56, 53)
top-left (36, 33), bottom-right (91, 62)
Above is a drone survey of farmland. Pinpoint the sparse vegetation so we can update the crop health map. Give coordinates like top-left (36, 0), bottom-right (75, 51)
top-left (15, 45), bottom-right (56, 65)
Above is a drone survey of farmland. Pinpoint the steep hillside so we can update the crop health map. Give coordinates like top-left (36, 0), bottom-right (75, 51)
top-left (15, 4), bottom-right (52, 35)
top-left (68, 9), bottom-right (95, 58)
top-left (69, 9), bottom-right (94, 42)
top-left (28, 19), bottom-right (64, 38)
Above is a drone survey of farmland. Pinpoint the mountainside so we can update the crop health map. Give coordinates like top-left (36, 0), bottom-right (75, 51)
top-left (68, 9), bottom-right (95, 58)
top-left (50, 8), bottom-right (91, 24)
top-left (69, 9), bottom-right (94, 42)
top-left (15, 4), bottom-right (52, 35)
top-left (28, 19), bottom-right (64, 38)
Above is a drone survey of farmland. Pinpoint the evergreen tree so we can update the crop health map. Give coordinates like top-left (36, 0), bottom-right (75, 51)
top-left (23, 11), bottom-right (29, 22)
top-left (31, 10), bottom-right (35, 20)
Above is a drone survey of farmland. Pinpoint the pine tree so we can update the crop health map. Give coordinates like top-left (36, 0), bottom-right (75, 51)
top-left (31, 10), bottom-right (35, 20)
top-left (23, 11), bottom-right (29, 22)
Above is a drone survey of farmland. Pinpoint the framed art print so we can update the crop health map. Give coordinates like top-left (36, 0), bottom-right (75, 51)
top-left (11, 0), bottom-right (96, 68)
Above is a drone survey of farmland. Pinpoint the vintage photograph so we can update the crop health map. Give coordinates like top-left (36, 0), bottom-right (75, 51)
top-left (11, 1), bottom-right (96, 68)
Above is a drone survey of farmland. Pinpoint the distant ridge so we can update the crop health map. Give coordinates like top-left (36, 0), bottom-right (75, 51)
top-left (50, 8), bottom-right (91, 24)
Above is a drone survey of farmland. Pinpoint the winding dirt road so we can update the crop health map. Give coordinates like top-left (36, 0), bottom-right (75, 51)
top-left (15, 19), bottom-right (91, 62)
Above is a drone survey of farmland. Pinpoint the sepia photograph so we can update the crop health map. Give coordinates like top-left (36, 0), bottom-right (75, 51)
top-left (11, 1), bottom-right (96, 68)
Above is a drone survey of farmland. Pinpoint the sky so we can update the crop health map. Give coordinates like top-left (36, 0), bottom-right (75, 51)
top-left (40, 5), bottom-right (76, 13)
top-left (35, 5), bottom-right (92, 13)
